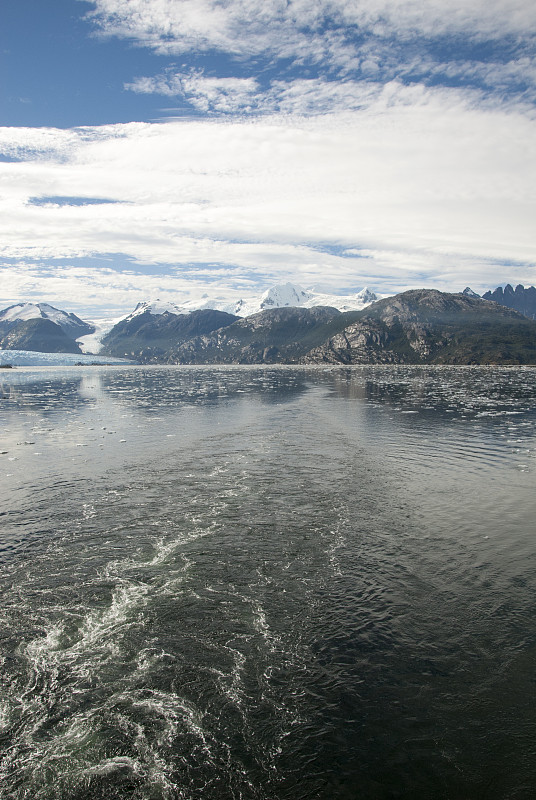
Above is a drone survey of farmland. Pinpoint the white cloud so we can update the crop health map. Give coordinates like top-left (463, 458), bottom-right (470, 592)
top-left (91, 0), bottom-right (536, 132)
top-left (88, 0), bottom-right (536, 61)
top-left (0, 261), bottom-right (254, 318)
top-left (336, 0), bottom-right (536, 39)
top-left (129, 71), bottom-right (390, 114)
top-left (127, 72), bottom-right (261, 113)
top-left (128, 65), bottom-right (536, 116)
top-left (1, 80), bottom-right (535, 314)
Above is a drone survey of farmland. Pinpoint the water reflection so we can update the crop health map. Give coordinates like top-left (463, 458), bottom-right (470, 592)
top-left (3, 364), bottom-right (536, 419)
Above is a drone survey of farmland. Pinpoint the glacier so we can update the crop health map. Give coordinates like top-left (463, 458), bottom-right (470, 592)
top-left (0, 350), bottom-right (134, 367)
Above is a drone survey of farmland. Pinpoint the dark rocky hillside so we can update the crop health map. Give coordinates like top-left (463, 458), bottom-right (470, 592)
top-left (0, 318), bottom-right (83, 353)
top-left (100, 308), bottom-right (240, 362)
top-left (167, 306), bottom-right (358, 364)
top-left (482, 284), bottom-right (536, 320)
top-left (304, 289), bottom-right (536, 365)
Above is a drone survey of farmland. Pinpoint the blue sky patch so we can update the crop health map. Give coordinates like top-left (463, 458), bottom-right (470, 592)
top-left (28, 196), bottom-right (122, 207)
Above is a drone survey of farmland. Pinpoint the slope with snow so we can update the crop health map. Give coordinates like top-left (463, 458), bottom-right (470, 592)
top-left (77, 318), bottom-right (127, 354)
top-left (117, 284), bottom-right (382, 320)
top-left (234, 283), bottom-right (379, 316)
top-left (0, 302), bottom-right (94, 338)
top-left (179, 283), bottom-right (381, 317)
top-left (78, 301), bottom-right (187, 354)
top-left (125, 300), bottom-right (187, 319)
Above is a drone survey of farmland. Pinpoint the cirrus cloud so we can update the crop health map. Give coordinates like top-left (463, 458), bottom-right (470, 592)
top-left (88, 0), bottom-right (536, 58)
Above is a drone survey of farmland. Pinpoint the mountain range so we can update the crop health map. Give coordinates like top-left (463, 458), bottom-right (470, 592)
top-left (0, 303), bottom-right (94, 354)
top-left (116, 283), bottom-right (380, 320)
top-left (138, 290), bottom-right (534, 366)
top-left (1, 283), bottom-right (536, 364)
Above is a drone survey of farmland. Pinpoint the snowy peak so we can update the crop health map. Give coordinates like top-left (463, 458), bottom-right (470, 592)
top-left (0, 302), bottom-right (61, 323)
top-left (0, 302), bottom-right (37, 323)
top-left (230, 283), bottom-right (379, 317)
top-left (462, 287), bottom-right (481, 298)
top-left (259, 283), bottom-right (314, 310)
top-left (126, 299), bottom-right (186, 320)
top-left (355, 287), bottom-right (378, 304)
top-left (120, 284), bottom-right (381, 321)
top-left (0, 302), bottom-right (94, 339)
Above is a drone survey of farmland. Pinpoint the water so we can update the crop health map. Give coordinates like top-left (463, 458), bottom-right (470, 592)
top-left (1, 365), bottom-right (535, 799)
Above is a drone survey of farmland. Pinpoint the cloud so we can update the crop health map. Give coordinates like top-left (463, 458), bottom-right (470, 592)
top-left (2, 2), bottom-right (533, 317)
top-left (86, 0), bottom-right (536, 98)
top-left (114, 1), bottom-right (536, 113)
top-left (88, 1), bottom-right (536, 59)
top-left (336, 0), bottom-right (536, 39)
top-left (0, 127), bottom-right (81, 162)
top-left (127, 70), bottom-right (385, 114)
top-left (128, 66), bottom-right (536, 117)
top-left (127, 72), bottom-right (261, 113)
top-left (1, 74), bottom-right (535, 316)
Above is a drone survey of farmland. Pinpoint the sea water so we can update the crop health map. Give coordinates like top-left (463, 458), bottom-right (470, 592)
top-left (1, 365), bottom-right (535, 799)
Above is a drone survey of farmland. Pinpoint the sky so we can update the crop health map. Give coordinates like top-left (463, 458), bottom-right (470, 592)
top-left (1, 0), bottom-right (535, 319)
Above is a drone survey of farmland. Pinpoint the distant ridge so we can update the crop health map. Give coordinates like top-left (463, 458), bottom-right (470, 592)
top-left (481, 284), bottom-right (536, 320)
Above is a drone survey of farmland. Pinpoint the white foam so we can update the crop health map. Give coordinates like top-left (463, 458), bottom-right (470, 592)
top-left (24, 582), bottom-right (149, 677)
top-left (82, 755), bottom-right (145, 778)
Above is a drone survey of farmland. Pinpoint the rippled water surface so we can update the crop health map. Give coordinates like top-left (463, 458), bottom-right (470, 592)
top-left (1, 365), bottom-right (535, 799)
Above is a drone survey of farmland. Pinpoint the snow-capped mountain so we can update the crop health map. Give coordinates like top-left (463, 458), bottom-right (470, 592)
top-left (234, 283), bottom-right (380, 316)
top-left (178, 283), bottom-right (380, 317)
top-left (77, 302), bottom-right (189, 353)
top-left (98, 288), bottom-right (536, 366)
top-left (0, 285), bottom-right (382, 355)
top-left (126, 299), bottom-right (187, 319)
top-left (260, 284), bottom-right (314, 310)
top-left (462, 287), bottom-right (481, 298)
top-left (79, 299), bottom-right (191, 354)
top-left (0, 302), bottom-right (94, 339)
top-left (96, 283), bottom-right (384, 361)
top-left (108, 284), bottom-right (381, 329)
